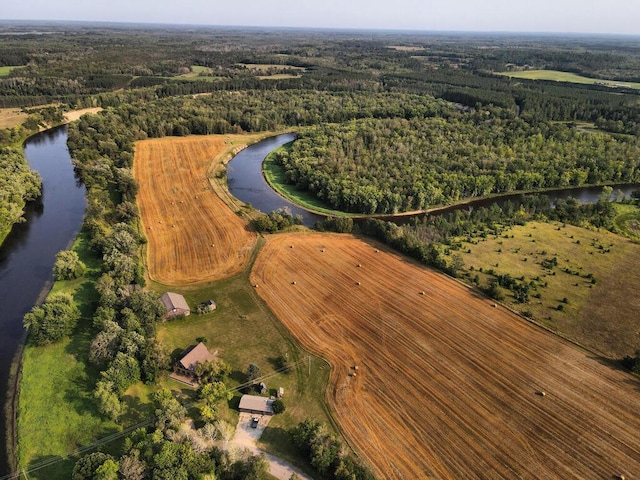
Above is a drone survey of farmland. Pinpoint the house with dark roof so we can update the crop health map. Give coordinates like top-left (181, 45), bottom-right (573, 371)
top-left (161, 292), bottom-right (190, 319)
top-left (170, 342), bottom-right (218, 385)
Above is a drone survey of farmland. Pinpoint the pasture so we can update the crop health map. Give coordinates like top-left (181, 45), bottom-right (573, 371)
top-left (251, 233), bottom-right (640, 479)
top-left (133, 135), bottom-right (261, 285)
top-left (0, 108), bottom-right (27, 129)
top-left (448, 221), bottom-right (640, 358)
top-left (0, 65), bottom-right (22, 77)
top-left (497, 69), bottom-right (640, 89)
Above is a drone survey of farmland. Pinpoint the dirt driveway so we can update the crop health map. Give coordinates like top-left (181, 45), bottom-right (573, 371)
top-left (231, 413), bottom-right (314, 480)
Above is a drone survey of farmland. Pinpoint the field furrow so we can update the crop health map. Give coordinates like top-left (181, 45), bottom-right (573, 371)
top-left (134, 135), bottom-right (256, 285)
top-left (251, 233), bottom-right (640, 479)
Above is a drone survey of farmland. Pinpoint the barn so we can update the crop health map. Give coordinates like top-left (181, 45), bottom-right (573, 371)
top-left (238, 395), bottom-right (274, 416)
top-left (161, 292), bottom-right (190, 319)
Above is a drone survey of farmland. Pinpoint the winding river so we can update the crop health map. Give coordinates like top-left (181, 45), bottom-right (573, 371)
top-left (227, 133), bottom-right (323, 226)
top-left (0, 126), bottom-right (86, 476)
top-left (2, 128), bottom-right (639, 476)
top-left (228, 134), bottom-right (640, 224)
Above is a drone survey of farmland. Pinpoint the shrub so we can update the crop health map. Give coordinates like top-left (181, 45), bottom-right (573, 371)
top-left (23, 294), bottom-right (80, 345)
top-left (272, 399), bottom-right (286, 414)
top-left (53, 250), bottom-right (87, 280)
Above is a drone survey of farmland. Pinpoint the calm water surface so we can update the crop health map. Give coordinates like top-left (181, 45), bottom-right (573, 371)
top-left (227, 133), bottom-right (322, 226)
top-left (0, 126), bottom-right (85, 476)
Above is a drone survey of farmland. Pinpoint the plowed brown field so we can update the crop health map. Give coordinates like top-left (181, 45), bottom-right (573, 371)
top-left (251, 233), bottom-right (640, 479)
top-left (134, 135), bottom-right (256, 285)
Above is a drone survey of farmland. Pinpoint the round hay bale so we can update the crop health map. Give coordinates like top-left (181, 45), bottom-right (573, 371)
top-left (420, 291), bottom-right (425, 295)
top-left (357, 264), bottom-right (362, 268)
top-left (356, 281), bottom-right (361, 286)
top-left (292, 281), bottom-right (297, 285)
top-left (290, 245), bottom-right (294, 248)
top-left (321, 249), bottom-right (325, 252)
top-left (375, 249), bottom-right (379, 253)
top-left (254, 284), bottom-right (258, 288)
top-left (354, 365), bottom-right (359, 371)
top-left (492, 303), bottom-right (497, 308)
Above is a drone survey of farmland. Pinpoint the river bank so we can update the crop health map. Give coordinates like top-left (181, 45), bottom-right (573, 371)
top-left (0, 126), bottom-right (86, 477)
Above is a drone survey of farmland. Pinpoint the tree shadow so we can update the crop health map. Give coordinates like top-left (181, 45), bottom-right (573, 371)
top-left (26, 454), bottom-right (72, 480)
top-left (229, 369), bottom-right (247, 385)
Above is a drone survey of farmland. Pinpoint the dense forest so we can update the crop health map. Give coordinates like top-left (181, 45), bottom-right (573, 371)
top-left (3, 21), bottom-right (640, 480)
top-left (275, 117), bottom-right (640, 213)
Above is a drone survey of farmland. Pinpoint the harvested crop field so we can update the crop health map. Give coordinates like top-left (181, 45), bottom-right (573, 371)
top-left (134, 135), bottom-right (256, 285)
top-left (251, 233), bottom-right (640, 479)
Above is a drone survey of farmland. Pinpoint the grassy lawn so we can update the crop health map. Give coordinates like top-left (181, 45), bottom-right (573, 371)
top-left (0, 108), bottom-right (28, 129)
top-left (190, 65), bottom-right (213, 74)
top-left (496, 70), bottom-right (640, 90)
top-left (443, 220), bottom-right (640, 358)
top-left (0, 65), bottom-right (22, 77)
top-left (152, 239), bottom-right (334, 466)
top-left (613, 203), bottom-right (640, 242)
top-left (17, 233), bottom-right (126, 480)
top-left (263, 145), bottom-right (349, 216)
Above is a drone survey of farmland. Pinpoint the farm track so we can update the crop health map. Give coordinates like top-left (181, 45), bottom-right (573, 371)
top-left (251, 233), bottom-right (640, 479)
top-left (134, 136), bottom-right (256, 285)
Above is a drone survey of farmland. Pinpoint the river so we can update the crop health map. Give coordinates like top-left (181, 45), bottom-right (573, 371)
top-left (227, 135), bottom-right (640, 225)
top-left (227, 133), bottom-right (323, 226)
top-left (2, 128), bottom-right (638, 475)
top-left (0, 126), bottom-right (86, 476)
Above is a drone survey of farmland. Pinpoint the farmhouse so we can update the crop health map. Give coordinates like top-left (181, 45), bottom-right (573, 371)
top-left (238, 394), bottom-right (274, 415)
top-left (171, 342), bottom-right (218, 385)
top-left (161, 292), bottom-right (190, 319)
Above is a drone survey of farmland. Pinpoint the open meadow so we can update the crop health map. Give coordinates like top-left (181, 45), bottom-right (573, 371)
top-left (133, 135), bottom-right (260, 285)
top-left (251, 233), bottom-right (640, 479)
top-left (497, 69), bottom-right (640, 89)
top-left (446, 220), bottom-right (640, 358)
top-left (0, 108), bottom-right (27, 129)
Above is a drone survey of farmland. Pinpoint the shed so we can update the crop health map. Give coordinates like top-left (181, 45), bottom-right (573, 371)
top-left (161, 292), bottom-right (190, 319)
top-left (173, 342), bottom-right (218, 380)
top-left (238, 395), bottom-right (274, 415)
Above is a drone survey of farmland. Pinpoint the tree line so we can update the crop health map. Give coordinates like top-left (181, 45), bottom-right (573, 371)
top-left (275, 116), bottom-right (640, 214)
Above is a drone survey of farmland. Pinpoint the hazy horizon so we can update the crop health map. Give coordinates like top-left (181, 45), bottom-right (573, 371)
top-left (2, 0), bottom-right (640, 36)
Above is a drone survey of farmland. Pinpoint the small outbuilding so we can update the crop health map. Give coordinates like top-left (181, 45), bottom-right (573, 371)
top-left (238, 394), bottom-right (274, 416)
top-left (197, 299), bottom-right (217, 314)
top-left (161, 292), bottom-right (190, 319)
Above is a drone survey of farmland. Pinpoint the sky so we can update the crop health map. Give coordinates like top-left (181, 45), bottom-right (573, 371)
top-left (2, 0), bottom-right (640, 35)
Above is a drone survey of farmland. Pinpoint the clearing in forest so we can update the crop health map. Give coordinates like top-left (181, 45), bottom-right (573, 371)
top-left (134, 135), bottom-right (258, 285)
top-left (446, 220), bottom-right (640, 358)
top-left (0, 108), bottom-right (27, 129)
top-left (251, 233), bottom-right (640, 479)
top-left (497, 69), bottom-right (640, 89)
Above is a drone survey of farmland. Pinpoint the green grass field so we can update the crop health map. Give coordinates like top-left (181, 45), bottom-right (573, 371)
top-left (496, 70), bottom-right (640, 90)
top-left (0, 66), bottom-right (22, 77)
top-left (149, 238), bottom-right (334, 465)
top-left (613, 203), bottom-right (640, 242)
top-left (190, 65), bottom-right (212, 74)
top-left (17, 234), bottom-right (124, 480)
top-left (263, 145), bottom-right (348, 216)
top-left (444, 220), bottom-right (640, 358)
